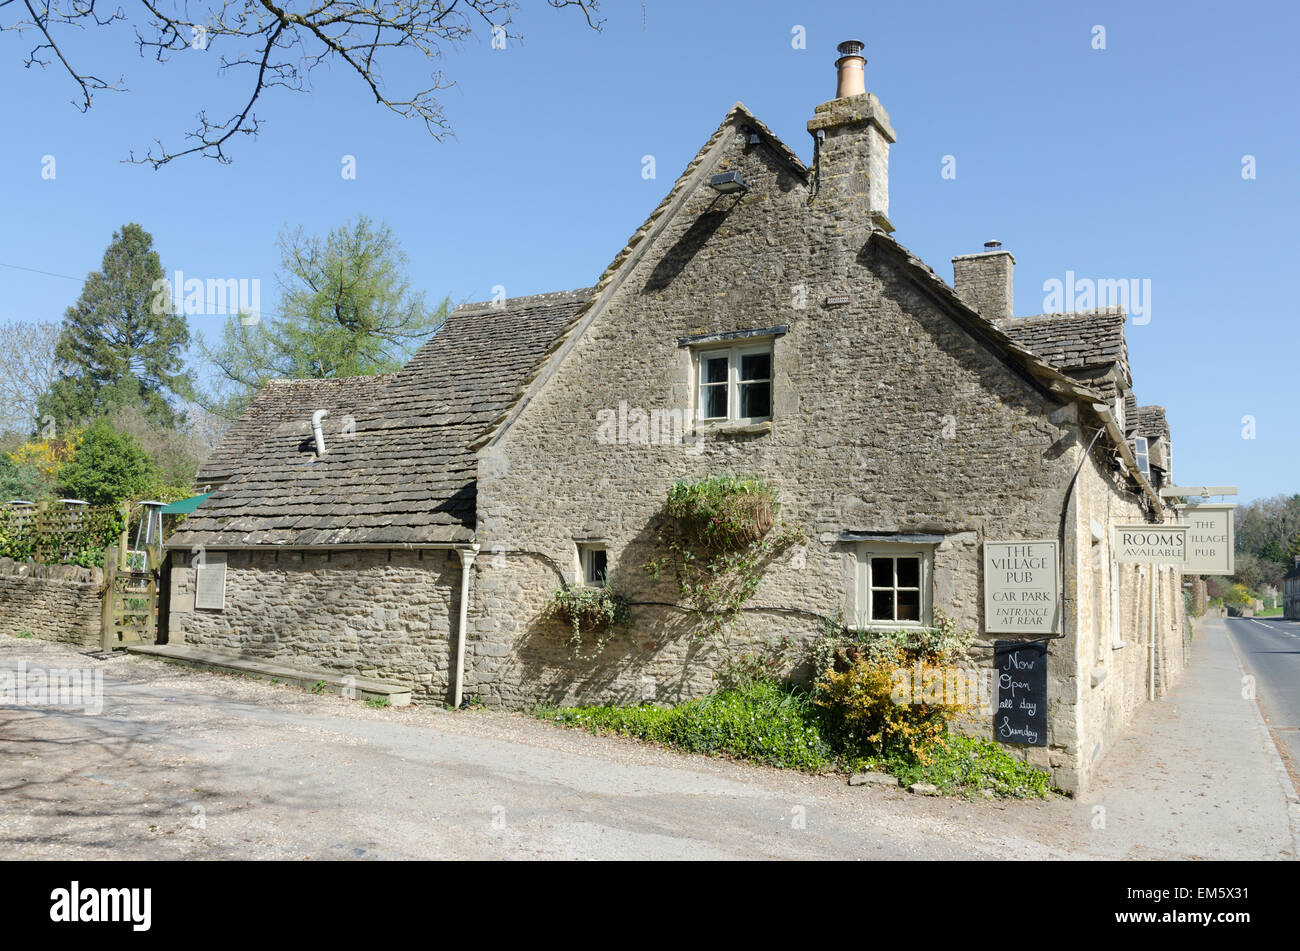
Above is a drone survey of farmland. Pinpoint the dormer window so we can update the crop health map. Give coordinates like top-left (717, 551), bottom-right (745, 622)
top-left (696, 345), bottom-right (772, 424)
top-left (1134, 436), bottom-right (1150, 480)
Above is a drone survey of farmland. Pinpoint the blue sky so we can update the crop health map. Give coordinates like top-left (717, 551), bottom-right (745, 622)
top-left (1, 0), bottom-right (1295, 502)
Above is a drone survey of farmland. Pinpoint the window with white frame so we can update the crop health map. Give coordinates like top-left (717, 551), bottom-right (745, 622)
top-left (1133, 436), bottom-right (1150, 479)
top-left (578, 544), bottom-right (608, 586)
top-left (695, 344), bottom-right (772, 424)
top-left (855, 544), bottom-right (933, 628)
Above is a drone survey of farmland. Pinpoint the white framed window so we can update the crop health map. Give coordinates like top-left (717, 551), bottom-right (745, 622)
top-left (854, 544), bottom-right (933, 628)
top-left (1133, 436), bottom-right (1150, 479)
top-left (695, 344), bottom-right (772, 424)
top-left (578, 544), bottom-right (608, 587)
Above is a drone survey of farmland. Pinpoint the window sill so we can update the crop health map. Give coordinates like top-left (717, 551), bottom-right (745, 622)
top-left (850, 620), bottom-right (929, 632)
top-left (693, 420), bottom-right (772, 437)
top-left (1112, 640), bottom-right (1126, 650)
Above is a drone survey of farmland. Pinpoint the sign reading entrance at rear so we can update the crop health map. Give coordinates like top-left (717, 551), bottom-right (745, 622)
top-left (983, 540), bottom-right (1061, 634)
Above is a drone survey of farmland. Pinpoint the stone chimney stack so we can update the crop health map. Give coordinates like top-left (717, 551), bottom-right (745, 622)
top-left (807, 40), bottom-right (897, 236)
top-left (953, 241), bottom-right (1015, 322)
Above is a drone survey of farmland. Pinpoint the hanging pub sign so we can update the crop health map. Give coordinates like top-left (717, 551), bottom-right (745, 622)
top-left (1177, 504), bottom-right (1235, 575)
top-left (994, 640), bottom-right (1048, 747)
top-left (1112, 524), bottom-right (1187, 564)
top-left (983, 540), bottom-right (1061, 634)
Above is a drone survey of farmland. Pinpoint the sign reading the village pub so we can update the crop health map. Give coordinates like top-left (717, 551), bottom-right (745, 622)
top-left (1178, 504), bottom-right (1235, 575)
top-left (983, 540), bottom-right (1061, 634)
top-left (994, 640), bottom-right (1048, 747)
top-left (1112, 524), bottom-right (1187, 564)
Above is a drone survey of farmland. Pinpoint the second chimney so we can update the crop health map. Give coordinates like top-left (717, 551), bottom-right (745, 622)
top-left (953, 241), bottom-right (1015, 322)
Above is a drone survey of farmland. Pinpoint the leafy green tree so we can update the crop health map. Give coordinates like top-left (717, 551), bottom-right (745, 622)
top-left (39, 223), bottom-right (193, 430)
top-left (0, 452), bottom-right (46, 502)
top-left (58, 420), bottom-right (161, 507)
top-left (204, 216), bottom-right (447, 418)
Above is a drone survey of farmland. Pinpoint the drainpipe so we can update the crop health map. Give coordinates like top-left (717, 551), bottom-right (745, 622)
top-left (311, 409), bottom-right (330, 456)
top-left (453, 545), bottom-right (479, 708)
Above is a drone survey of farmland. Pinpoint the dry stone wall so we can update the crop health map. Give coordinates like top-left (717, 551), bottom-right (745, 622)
top-left (0, 557), bottom-right (103, 647)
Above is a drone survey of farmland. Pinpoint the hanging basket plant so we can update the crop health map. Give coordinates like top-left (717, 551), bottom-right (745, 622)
top-left (665, 474), bottom-right (778, 553)
top-left (646, 474), bottom-right (806, 640)
top-left (542, 583), bottom-right (632, 656)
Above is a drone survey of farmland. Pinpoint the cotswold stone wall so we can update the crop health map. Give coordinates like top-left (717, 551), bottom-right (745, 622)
top-left (168, 548), bottom-right (459, 703)
top-left (1071, 454), bottom-right (1188, 790)
top-left (0, 557), bottom-right (103, 647)
top-left (469, 116), bottom-right (1094, 790)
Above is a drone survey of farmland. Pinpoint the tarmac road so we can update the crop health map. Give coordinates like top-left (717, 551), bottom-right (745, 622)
top-left (1225, 615), bottom-right (1300, 786)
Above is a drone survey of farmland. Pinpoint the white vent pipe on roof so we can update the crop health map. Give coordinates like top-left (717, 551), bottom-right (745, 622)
top-left (312, 409), bottom-right (329, 456)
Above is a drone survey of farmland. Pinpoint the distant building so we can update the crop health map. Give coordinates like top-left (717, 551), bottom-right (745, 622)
top-left (1285, 558), bottom-right (1300, 620)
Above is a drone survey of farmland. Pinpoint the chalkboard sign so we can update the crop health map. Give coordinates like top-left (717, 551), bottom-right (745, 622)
top-left (994, 640), bottom-right (1047, 747)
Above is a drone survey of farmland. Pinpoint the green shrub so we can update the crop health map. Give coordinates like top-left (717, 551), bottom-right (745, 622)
top-left (58, 420), bottom-right (160, 507)
top-left (544, 680), bottom-right (833, 772)
top-left (884, 735), bottom-right (1052, 798)
top-left (810, 610), bottom-right (977, 760)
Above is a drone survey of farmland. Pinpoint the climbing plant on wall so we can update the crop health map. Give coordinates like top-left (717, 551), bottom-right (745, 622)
top-left (644, 473), bottom-right (806, 640)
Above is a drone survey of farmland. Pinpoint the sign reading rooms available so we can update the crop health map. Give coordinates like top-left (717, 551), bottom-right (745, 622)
top-left (1112, 525), bottom-right (1187, 565)
top-left (983, 540), bottom-right (1061, 634)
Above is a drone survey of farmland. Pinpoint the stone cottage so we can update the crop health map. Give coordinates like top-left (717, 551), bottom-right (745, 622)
top-left (1285, 558), bottom-right (1300, 620)
top-left (167, 41), bottom-right (1187, 793)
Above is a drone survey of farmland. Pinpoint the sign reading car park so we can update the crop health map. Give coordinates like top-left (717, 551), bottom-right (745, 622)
top-left (1178, 504), bottom-right (1235, 575)
top-left (1112, 525), bottom-right (1187, 564)
top-left (983, 540), bottom-right (1061, 634)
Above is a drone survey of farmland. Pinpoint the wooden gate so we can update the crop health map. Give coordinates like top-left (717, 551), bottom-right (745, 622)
top-left (101, 544), bottom-right (159, 650)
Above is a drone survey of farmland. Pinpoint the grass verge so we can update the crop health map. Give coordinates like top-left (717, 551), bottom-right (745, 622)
top-left (536, 681), bottom-right (1052, 798)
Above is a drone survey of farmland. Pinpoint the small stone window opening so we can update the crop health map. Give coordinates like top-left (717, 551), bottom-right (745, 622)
top-left (695, 344), bottom-right (772, 424)
top-left (579, 544), bottom-right (608, 587)
top-left (855, 544), bottom-right (933, 628)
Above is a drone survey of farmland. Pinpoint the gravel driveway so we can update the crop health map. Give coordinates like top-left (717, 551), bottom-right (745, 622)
top-left (0, 634), bottom-right (1290, 860)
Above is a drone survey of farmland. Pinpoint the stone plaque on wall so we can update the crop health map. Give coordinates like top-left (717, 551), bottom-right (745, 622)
top-left (1178, 505), bottom-right (1235, 575)
top-left (1113, 525), bottom-right (1187, 564)
top-left (194, 552), bottom-right (227, 610)
top-left (983, 540), bottom-right (1061, 634)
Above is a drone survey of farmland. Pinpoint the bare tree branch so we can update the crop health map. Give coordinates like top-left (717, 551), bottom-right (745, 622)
top-left (2, 0), bottom-right (604, 167)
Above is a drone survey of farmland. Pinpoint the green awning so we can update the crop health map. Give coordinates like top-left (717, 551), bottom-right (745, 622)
top-left (160, 492), bottom-right (212, 515)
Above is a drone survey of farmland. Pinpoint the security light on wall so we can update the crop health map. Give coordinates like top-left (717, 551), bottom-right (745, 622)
top-left (709, 171), bottom-right (749, 194)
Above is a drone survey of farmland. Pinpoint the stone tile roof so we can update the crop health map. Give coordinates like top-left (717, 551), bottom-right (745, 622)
top-left (1135, 405), bottom-right (1170, 442)
top-left (996, 309), bottom-right (1131, 386)
top-left (171, 289), bottom-right (592, 549)
top-left (196, 375), bottom-right (398, 486)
